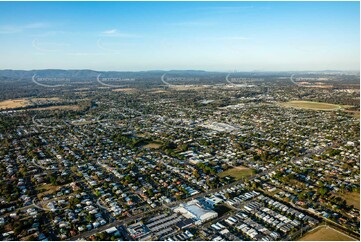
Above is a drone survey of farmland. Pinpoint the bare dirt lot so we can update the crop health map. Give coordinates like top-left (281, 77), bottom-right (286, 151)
top-left (299, 225), bottom-right (357, 241)
top-left (340, 192), bottom-right (360, 209)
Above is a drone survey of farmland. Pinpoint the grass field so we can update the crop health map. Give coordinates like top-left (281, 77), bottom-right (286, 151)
top-left (30, 97), bottom-right (60, 101)
top-left (279, 100), bottom-right (342, 111)
top-left (350, 111), bottom-right (360, 119)
top-left (142, 142), bottom-right (162, 149)
top-left (298, 82), bottom-right (333, 88)
top-left (299, 225), bottom-right (357, 241)
top-left (112, 88), bottom-right (138, 93)
top-left (0, 97), bottom-right (81, 111)
top-left (30, 105), bottom-right (81, 111)
top-left (353, 111), bottom-right (360, 119)
top-left (171, 85), bottom-right (209, 91)
top-left (345, 110), bottom-right (360, 120)
top-left (36, 183), bottom-right (61, 199)
top-left (150, 89), bottom-right (169, 94)
top-left (218, 166), bottom-right (255, 180)
top-left (0, 99), bottom-right (30, 110)
top-left (340, 192), bottom-right (360, 209)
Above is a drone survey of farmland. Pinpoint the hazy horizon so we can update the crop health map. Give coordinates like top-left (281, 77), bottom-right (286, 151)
top-left (0, 68), bottom-right (359, 73)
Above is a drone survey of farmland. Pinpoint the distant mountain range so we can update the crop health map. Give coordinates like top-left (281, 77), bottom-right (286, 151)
top-left (0, 69), bottom-right (358, 80)
top-left (0, 69), bottom-right (220, 80)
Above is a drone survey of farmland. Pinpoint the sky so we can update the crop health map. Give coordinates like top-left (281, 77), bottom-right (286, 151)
top-left (0, 1), bottom-right (359, 71)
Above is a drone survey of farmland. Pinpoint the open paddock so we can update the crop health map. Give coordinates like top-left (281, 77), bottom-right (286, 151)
top-left (112, 88), bottom-right (138, 93)
top-left (36, 183), bottom-right (62, 199)
top-left (142, 142), bottom-right (162, 149)
top-left (298, 225), bottom-right (357, 241)
top-left (340, 192), bottom-right (360, 209)
top-left (0, 99), bottom-right (30, 110)
top-left (30, 97), bottom-right (60, 102)
top-left (169, 85), bottom-right (210, 91)
top-left (217, 166), bottom-right (255, 180)
top-left (279, 100), bottom-right (343, 111)
top-left (29, 105), bottom-right (81, 111)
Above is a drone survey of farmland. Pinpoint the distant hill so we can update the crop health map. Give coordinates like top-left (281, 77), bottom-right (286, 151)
top-left (0, 69), bottom-right (221, 80)
top-left (0, 69), bottom-right (357, 82)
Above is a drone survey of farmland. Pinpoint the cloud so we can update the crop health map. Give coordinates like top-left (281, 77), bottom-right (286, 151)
top-left (102, 29), bottom-right (117, 35)
top-left (0, 25), bottom-right (21, 34)
top-left (100, 29), bottom-right (140, 38)
top-left (0, 22), bottom-right (49, 34)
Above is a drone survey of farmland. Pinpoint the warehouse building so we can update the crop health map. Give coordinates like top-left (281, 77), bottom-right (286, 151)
top-left (174, 200), bottom-right (218, 225)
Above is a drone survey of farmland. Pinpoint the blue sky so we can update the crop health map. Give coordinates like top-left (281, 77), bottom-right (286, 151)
top-left (0, 1), bottom-right (359, 71)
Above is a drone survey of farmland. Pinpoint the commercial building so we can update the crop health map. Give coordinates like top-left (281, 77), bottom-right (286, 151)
top-left (174, 200), bottom-right (218, 225)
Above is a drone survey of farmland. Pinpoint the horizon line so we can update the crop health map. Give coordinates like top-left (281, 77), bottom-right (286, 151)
top-left (1, 69), bottom-right (359, 73)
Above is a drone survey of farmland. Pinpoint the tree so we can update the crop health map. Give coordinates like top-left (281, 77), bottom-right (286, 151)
top-left (86, 214), bottom-right (93, 223)
top-left (192, 170), bottom-right (200, 179)
top-left (318, 187), bottom-right (328, 196)
top-left (98, 232), bottom-right (107, 240)
top-left (26, 235), bottom-right (36, 241)
top-left (49, 176), bottom-right (58, 186)
top-left (147, 189), bottom-right (154, 197)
